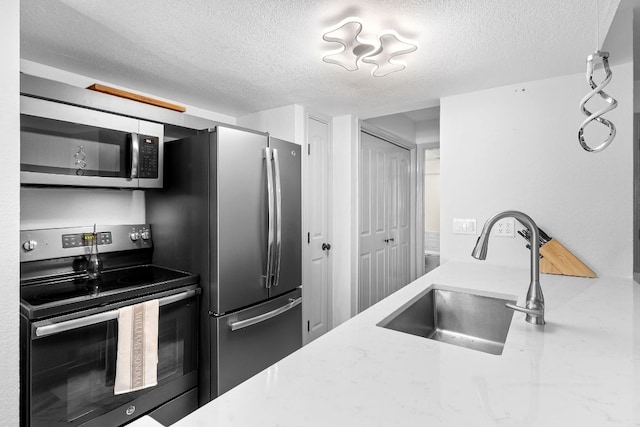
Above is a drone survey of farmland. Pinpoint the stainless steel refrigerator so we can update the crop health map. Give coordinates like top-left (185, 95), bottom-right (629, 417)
top-left (146, 125), bottom-right (302, 404)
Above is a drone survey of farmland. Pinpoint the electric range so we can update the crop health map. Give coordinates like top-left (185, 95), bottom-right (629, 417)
top-left (20, 224), bottom-right (200, 427)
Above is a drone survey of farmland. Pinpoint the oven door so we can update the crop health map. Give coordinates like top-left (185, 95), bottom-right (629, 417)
top-left (22, 286), bottom-right (199, 427)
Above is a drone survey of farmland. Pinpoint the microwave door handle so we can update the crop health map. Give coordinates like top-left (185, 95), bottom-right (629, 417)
top-left (272, 148), bottom-right (282, 287)
top-left (33, 289), bottom-right (199, 339)
top-left (130, 132), bottom-right (140, 180)
top-left (228, 296), bottom-right (301, 331)
top-left (264, 148), bottom-right (275, 289)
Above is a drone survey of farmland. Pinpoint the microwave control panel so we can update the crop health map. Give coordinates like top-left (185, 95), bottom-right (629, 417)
top-left (139, 135), bottom-right (159, 179)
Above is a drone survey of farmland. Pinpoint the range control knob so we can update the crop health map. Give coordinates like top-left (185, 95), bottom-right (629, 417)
top-left (140, 229), bottom-right (151, 240)
top-left (22, 240), bottom-right (37, 252)
top-left (129, 231), bottom-right (140, 242)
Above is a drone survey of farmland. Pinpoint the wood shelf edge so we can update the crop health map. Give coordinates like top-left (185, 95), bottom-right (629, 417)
top-left (87, 83), bottom-right (186, 112)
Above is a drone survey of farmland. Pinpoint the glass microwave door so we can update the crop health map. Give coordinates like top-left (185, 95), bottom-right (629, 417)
top-left (21, 114), bottom-right (131, 179)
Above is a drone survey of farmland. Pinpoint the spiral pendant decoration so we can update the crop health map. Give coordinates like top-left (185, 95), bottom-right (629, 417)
top-left (577, 50), bottom-right (618, 153)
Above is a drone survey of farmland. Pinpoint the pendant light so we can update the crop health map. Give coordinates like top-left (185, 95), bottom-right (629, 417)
top-left (577, 0), bottom-right (618, 153)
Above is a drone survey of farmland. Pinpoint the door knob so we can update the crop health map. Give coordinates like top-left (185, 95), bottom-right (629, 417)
top-left (322, 243), bottom-right (332, 251)
top-left (383, 238), bottom-right (395, 243)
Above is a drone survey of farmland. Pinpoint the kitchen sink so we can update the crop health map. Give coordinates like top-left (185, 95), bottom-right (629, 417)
top-left (377, 285), bottom-right (517, 355)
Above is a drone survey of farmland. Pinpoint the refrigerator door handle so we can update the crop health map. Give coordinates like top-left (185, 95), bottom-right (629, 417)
top-left (228, 296), bottom-right (302, 331)
top-left (264, 147), bottom-right (275, 288)
top-left (272, 148), bottom-right (282, 287)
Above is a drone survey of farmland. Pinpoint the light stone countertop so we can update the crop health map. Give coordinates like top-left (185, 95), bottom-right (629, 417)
top-left (172, 261), bottom-right (640, 426)
top-left (128, 415), bottom-right (165, 427)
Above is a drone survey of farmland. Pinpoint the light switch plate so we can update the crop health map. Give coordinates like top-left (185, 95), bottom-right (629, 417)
top-left (453, 218), bottom-right (476, 235)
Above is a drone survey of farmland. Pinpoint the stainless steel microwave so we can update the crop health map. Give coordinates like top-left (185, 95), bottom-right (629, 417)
top-left (20, 96), bottom-right (164, 189)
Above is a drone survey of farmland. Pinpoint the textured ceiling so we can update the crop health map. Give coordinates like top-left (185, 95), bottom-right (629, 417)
top-left (20, 0), bottom-right (621, 120)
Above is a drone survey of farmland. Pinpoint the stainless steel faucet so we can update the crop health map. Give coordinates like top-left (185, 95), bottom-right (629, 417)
top-left (471, 210), bottom-right (545, 325)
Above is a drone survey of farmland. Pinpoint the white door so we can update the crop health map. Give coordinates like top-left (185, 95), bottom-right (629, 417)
top-left (303, 116), bottom-right (331, 343)
top-left (359, 133), bottom-right (390, 311)
top-left (359, 131), bottom-right (411, 312)
top-left (387, 148), bottom-right (411, 294)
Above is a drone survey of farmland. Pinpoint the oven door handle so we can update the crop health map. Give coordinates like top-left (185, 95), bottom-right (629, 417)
top-left (34, 289), bottom-right (199, 338)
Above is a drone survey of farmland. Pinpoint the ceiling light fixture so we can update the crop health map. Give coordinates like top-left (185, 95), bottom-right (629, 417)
top-left (321, 18), bottom-right (417, 77)
top-left (321, 17), bottom-right (376, 72)
top-left (362, 31), bottom-right (418, 77)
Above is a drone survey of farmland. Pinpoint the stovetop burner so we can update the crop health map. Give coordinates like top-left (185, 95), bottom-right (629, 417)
top-left (20, 265), bottom-right (198, 320)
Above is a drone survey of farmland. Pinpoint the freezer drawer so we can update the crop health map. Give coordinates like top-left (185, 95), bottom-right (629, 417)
top-left (213, 288), bottom-right (302, 396)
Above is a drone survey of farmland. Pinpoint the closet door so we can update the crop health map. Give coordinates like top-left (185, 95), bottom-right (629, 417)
top-left (359, 133), bottom-right (390, 312)
top-left (359, 132), bottom-right (411, 312)
top-left (387, 147), bottom-right (411, 295)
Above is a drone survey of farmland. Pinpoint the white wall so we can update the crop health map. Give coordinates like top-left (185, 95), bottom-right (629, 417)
top-left (331, 115), bottom-right (359, 325)
top-left (237, 104), bottom-right (305, 145)
top-left (424, 154), bottom-right (441, 232)
top-left (21, 188), bottom-right (146, 230)
top-left (440, 61), bottom-right (633, 278)
top-left (0, 0), bottom-right (20, 421)
top-left (416, 118), bottom-right (440, 144)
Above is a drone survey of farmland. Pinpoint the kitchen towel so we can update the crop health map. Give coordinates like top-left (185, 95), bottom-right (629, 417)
top-left (114, 299), bottom-right (159, 395)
